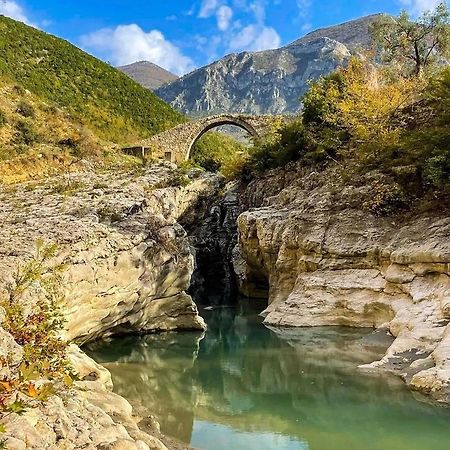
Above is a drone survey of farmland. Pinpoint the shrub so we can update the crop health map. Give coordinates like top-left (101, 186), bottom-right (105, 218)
top-left (14, 121), bottom-right (40, 145)
top-left (0, 241), bottom-right (75, 417)
top-left (191, 131), bottom-right (249, 179)
top-left (16, 102), bottom-right (35, 118)
top-left (423, 152), bottom-right (450, 188)
top-left (58, 135), bottom-right (103, 158)
top-left (0, 110), bottom-right (6, 127)
top-left (363, 180), bottom-right (407, 216)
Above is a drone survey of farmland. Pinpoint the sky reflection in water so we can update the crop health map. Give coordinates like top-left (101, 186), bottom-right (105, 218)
top-left (85, 299), bottom-right (450, 450)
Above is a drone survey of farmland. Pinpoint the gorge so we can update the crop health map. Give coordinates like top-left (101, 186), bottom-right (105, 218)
top-left (1, 158), bottom-right (449, 449)
top-left (0, 5), bottom-right (450, 450)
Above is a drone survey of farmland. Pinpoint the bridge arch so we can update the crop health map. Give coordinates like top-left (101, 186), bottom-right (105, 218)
top-left (186, 116), bottom-right (260, 160)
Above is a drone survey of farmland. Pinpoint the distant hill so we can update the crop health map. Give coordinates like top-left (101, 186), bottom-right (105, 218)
top-left (156, 15), bottom-right (381, 116)
top-left (118, 61), bottom-right (178, 91)
top-left (0, 16), bottom-right (184, 143)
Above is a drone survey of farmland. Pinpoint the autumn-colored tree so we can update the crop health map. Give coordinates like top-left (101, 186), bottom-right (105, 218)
top-left (302, 58), bottom-right (419, 146)
top-left (371, 2), bottom-right (450, 77)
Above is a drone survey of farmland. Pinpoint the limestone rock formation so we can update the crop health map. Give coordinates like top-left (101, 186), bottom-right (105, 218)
top-left (156, 15), bottom-right (379, 115)
top-left (235, 164), bottom-right (450, 404)
top-left (0, 165), bottom-right (224, 343)
top-left (0, 164), bottom-right (219, 449)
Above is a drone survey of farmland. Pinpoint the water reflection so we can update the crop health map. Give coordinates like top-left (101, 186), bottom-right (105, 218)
top-left (86, 300), bottom-right (450, 450)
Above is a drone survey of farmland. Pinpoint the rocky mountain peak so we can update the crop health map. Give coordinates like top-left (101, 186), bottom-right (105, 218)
top-left (156, 15), bottom-right (381, 116)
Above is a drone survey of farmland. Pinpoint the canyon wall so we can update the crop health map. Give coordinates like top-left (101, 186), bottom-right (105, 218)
top-left (235, 164), bottom-right (450, 403)
top-left (0, 165), bottom-right (224, 449)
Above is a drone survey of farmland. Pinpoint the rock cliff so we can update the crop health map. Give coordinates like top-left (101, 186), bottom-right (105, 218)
top-left (0, 165), bottom-right (225, 343)
top-left (156, 15), bottom-right (379, 115)
top-left (235, 164), bottom-right (450, 404)
top-left (0, 164), bottom-right (224, 449)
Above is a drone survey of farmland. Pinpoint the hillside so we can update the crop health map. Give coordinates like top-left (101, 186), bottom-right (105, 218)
top-left (156, 15), bottom-right (380, 115)
top-left (118, 61), bottom-right (178, 90)
top-left (0, 16), bottom-right (184, 144)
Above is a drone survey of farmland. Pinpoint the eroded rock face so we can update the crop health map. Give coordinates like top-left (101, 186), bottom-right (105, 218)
top-left (0, 165), bottom-right (224, 343)
top-left (0, 165), bottom-right (218, 449)
top-left (236, 165), bottom-right (450, 403)
top-left (156, 15), bottom-right (380, 116)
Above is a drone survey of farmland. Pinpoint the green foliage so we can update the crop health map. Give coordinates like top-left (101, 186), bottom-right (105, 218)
top-left (371, 3), bottom-right (450, 77)
top-left (246, 120), bottom-right (314, 174)
top-left (191, 131), bottom-right (249, 179)
top-left (14, 120), bottom-right (40, 146)
top-left (0, 240), bottom-right (74, 416)
top-left (16, 101), bottom-right (35, 118)
top-left (0, 16), bottom-right (184, 143)
top-left (243, 59), bottom-right (450, 212)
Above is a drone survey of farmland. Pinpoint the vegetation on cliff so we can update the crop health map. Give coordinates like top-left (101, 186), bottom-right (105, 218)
top-left (242, 3), bottom-right (450, 214)
top-left (0, 242), bottom-right (74, 442)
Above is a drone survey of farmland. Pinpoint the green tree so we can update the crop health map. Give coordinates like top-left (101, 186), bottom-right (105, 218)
top-left (371, 2), bottom-right (450, 77)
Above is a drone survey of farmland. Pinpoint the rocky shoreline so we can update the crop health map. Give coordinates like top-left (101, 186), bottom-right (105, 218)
top-left (1, 161), bottom-right (449, 448)
top-left (235, 164), bottom-right (450, 404)
top-left (0, 164), bottom-right (223, 449)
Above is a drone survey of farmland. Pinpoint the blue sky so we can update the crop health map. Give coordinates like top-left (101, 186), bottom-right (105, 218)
top-left (0, 0), bottom-right (447, 75)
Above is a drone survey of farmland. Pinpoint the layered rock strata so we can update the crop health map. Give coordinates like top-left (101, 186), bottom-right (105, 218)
top-left (0, 165), bottom-right (224, 343)
top-left (236, 165), bottom-right (450, 403)
top-left (0, 165), bottom-right (222, 449)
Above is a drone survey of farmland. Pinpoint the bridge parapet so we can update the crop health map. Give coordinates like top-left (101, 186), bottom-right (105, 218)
top-left (135, 114), bottom-right (286, 163)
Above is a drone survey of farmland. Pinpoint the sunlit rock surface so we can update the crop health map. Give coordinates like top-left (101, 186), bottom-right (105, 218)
top-left (236, 164), bottom-right (450, 403)
top-left (156, 16), bottom-right (379, 115)
top-left (0, 165), bottom-right (226, 343)
top-left (0, 165), bottom-right (221, 449)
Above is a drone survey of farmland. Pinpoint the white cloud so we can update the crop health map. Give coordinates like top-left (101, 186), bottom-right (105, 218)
top-left (217, 5), bottom-right (233, 30)
top-left (229, 23), bottom-right (281, 51)
top-left (0, 0), bottom-right (32, 25)
top-left (227, 0), bottom-right (281, 52)
top-left (80, 24), bottom-right (195, 75)
top-left (399, 0), bottom-right (446, 15)
top-left (297, 0), bottom-right (312, 18)
top-left (196, 0), bottom-right (282, 55)
top-left (199, 0), bottom-right (221, 18)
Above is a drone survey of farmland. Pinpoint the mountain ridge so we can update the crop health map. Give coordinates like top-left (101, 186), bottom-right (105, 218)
top-left (0, 16), bottom-right (184, 144)
top-left (156, 14), bottom-right (381, 116)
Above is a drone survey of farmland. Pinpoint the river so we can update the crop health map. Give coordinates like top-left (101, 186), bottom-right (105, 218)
top-left (85, 298), bottom-right (450, 450)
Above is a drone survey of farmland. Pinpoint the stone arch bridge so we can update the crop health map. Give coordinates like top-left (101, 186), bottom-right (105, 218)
top-left (125, 114), bottom-right (284, 163)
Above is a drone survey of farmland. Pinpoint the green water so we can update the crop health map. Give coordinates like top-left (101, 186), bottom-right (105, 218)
top-left (85, 299), bottom-right (450, 450)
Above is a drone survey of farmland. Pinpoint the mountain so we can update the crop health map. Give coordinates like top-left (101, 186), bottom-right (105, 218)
top-left (118, 61), bottom-right (178, 91)
top-left (156, 15), bottom-right (381, 116)
top-left (0, 16), bottom-right (184, 143)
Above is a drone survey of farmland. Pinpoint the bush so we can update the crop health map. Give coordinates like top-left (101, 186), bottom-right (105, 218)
top-left (16, 101), bottom-right (35, 118)
top-left (14, 120), bottom-right (40, 145)
top-left (0, 109), bottom-right (6, 127)
top-left (58, 134), bottom-right (103, 158)
top-left (191, 131), bottom-right (249, 179)
top-left (363, 180), bottom-right (407, 216)
top-left (0, 241), bottom-right (75, 417)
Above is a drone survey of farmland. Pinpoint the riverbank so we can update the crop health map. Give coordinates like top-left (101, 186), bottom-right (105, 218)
top-left (0, 165), bottom-right (223, 449)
